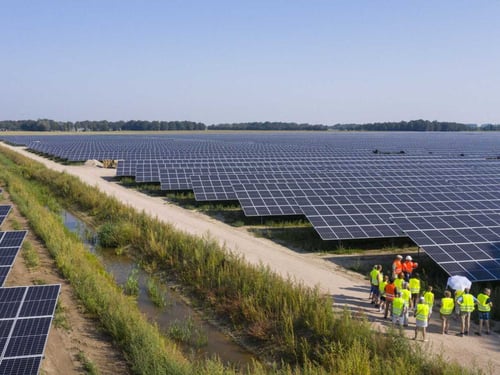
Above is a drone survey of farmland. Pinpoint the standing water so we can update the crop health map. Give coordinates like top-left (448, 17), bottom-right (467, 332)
top-left (62, 210), bottom-right (256, 370)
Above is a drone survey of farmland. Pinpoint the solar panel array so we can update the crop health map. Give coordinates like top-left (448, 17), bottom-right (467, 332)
top-left (0, 231), bottom-right (27, 286)
top-left (1, 132), bottom-right (500, 280)
top-left (393, 213), bottom-right (500, 281)
top-left (0, 285), bottom-right (61, 375)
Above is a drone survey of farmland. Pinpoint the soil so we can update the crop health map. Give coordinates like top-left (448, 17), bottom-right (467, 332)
top-left (2, 143), bottom-right (500, 375)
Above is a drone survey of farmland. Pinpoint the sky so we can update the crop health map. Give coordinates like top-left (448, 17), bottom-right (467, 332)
top-left (1, 1), bottom-right (499, 125)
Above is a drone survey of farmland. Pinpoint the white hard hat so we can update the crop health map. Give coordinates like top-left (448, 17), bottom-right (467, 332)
top-left (396, 255), bottom-right (403, 259)
top-left (405, 255), bottom-right (412, 261)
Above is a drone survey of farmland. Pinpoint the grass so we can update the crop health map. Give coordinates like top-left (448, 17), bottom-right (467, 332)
top-left (53, 300), bottom-right (71, 331)
top-left (123, 268), bottom-right (140, 296)
top-left (22, 240), bottom-right (40, 268)
top-left (167, 316), bottom-right (208, 349)
top-left (77, 351), bottom-right (100, 375)
top-left (147, 276), bottom-right (168, 308)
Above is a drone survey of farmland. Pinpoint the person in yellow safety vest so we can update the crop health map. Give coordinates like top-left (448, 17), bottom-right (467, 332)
top-left (414, 296), bottom-right (430, 341)
top-left (378, 274), bottom-right (389, 313)
top-left (392, 291), bottom-right (406, 330)
top-left (476, 288), bottom-right (493, 336)
top-left (409, 273), bottom-right (421, 309)
top-left (401, 282), bottom-right (412, 327)
top-left (439, 290), bottom-right (454, 334)
top-left (456, 288), bottom-right (478, 336)
top-left (369, 265), bottom-right (381, 305)
top-left (394, 272), bottom-right (405, 294)
top-left (423, 285), bottom-right (434, 319)
top-left (454, 289), bottom-right (464, 318)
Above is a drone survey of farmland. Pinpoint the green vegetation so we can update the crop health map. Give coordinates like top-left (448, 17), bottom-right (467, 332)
top-left (53, 300), bottom-right (71, 331)
top-left (0, 144), bottom-right (482, 375)
top-left (22, 240), bottom-right (40, 268)
top-left (77, 351), bottom-right (100, 375)
top-left (9, 217), bottom-right (23, 230)
top-left (167, 316), bottom-right (208, 348)
top-left (123, 268), bottom-right (140, 296)
top-left (332, 119), bottom-right (478, 131)
top-left (147, 276), bottom-right (168, 308)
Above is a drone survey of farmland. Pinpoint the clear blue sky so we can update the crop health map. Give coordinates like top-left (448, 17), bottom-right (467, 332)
top-left (1, 1), bottom-right (499, 125)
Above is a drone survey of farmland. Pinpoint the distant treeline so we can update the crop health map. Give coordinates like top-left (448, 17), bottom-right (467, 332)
top-left (1, 119), bottom-right (499, 132)
top-left (331, 120), bottom-right (485, 131)
top-left (0, 119), bottom-right (205, 131)
top-left (208, 122), bottom-right (328, 131)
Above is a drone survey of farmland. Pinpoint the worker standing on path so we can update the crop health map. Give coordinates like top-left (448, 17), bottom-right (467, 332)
top-left (394, 273), bottom-right (405, 294)
top-left (369, 265), bottom-right (381, 305)
top-left (414, 296), bottom-right (430, 341)
top-left (392, 291), bottom-right (406, 332)
top-left (401, 282), bottom-right (412, 327)
top-left (456, 288), bottom-right (477, 336)
top-left (392, 255), bottom-right (403, 280)
top-left (423, 286), bottom-right (435, 319)
top-left (378, 274), bottom-right (389, 313)
top-left (476, 288), bottom-right (493, 336)
top-left (384, 278), bottom-right (396, 320)
top-left (439, 290), bottom-right (454, 334)
top-left (402, 255), bottom-right (418, 281)
top-left (454, 289), bottom-right (464, 320)
top-left (409, 273), bottom-right (421, 310)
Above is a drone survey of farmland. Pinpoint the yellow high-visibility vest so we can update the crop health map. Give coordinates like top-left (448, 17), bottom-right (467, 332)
top-left (416, 303), bottom-right (429, 322)
top-left (460, 294), bottom-right (475, 313)
top-left (409, 278), bottom-right (420, 294)
top-left (440, 297), bottom-right (454, 315)
top-left (393, 297), bottom-right (405, 316)
top-left (379, 280), bottom-right (388, 294)
top-left (394, 278), bottom-right (404, 291)
top-left (370, 269), bottom-right (380, 285)
top-left (423, 291), bottom-right (434, 307)
top-left (477, 293), bottom-right (491, 312)
top-left (401, 289), bottom-right (411, 305)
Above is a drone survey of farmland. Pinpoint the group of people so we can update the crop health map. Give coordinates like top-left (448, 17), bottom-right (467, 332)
top-left (368, 255), bottom-right (494, 341)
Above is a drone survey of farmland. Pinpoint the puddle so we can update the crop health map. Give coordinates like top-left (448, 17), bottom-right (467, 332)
top-left (62, 210), bottom-right (255, 370)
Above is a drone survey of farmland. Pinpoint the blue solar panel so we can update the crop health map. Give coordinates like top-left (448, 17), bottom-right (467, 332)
top-left (0, 285), bottom-right (61, 375)
top-left (393, 213), bottom-right (500, 282)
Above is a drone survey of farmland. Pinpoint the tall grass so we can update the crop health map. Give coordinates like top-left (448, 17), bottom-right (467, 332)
top-left (0, 144), bottom-right (482, 375)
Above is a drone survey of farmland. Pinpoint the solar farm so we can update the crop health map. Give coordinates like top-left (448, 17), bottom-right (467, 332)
top-left (1, 132), bottom-right (500, 283)
top-left (0, 192), bottom-right (61, 374)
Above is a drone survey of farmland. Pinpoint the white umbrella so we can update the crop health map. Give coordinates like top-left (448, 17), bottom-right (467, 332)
top-left (446, 275), bottom-right (472, 291)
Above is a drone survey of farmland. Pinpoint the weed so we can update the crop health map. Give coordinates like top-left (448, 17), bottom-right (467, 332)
top-left (22, 240), bottom-right (39, 268)
top-left (53, 300), bottom-right (71, 331)
top-left (77, 351), bottom-right (100, 375)
top-left (10, 217), bottom-right (23, 230)
top-left (123, 268), bottom-right (140, 296)
top-left (147, 276), bottom-right (168, 308)
top-left (167, 316), bottom-right (208, 348)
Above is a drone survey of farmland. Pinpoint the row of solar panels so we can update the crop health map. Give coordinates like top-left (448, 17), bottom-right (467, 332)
top-left (0, 203), bottom-right (60, 375)
top-left (2, 132), bottom-right (500, 161)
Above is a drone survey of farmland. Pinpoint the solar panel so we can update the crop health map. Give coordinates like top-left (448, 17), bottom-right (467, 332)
top-left (0, 206), bottom-right (11, 228)
top-left (0, 231), bottom-right (27, 286)
top-left (393, 213), bottom-right (500, 282)
top-left (0, 285), bottom-right (61, 375)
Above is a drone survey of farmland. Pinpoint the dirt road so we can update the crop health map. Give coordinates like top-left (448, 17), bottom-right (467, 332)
top-left (3, 144), bottom-right (499, 374)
